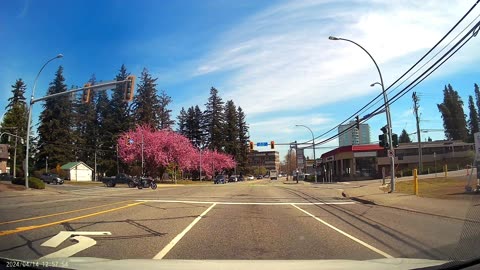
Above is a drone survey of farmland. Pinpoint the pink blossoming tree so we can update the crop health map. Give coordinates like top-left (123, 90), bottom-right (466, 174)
top-left (118, 125), bottom-right (235, 178)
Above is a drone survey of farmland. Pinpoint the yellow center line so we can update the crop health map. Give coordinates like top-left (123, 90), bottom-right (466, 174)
top-left (0, 200), bottom-right (133, 225)
top-left (0, 202), bottom-right (144, 237)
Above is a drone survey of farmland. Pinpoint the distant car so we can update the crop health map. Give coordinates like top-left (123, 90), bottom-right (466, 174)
top-left (246, 175), bottom-right (254, 180)
top-left (228, 176), bottom-right (237, 182)
top-left (214, 175), bottom-right (226, 184)
top-left (41, 173), bottom-right (64, 185)
top-left (257, 175), bottom-right (263, 179)
top-left (0, 173), bottom-right (14, 181)
top-left (238, 175), bottom-right (244, 181)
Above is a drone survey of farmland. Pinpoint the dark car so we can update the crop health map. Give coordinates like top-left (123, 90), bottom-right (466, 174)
top-left (101, 173), bottom-right (135, 187)
top-left (0, 173), bottom-right (14, 181)
top-left (257, 175), bottom-right (263, 179)
top-left (214, 175), bottom-right (226, 184)
top-left (228, 176), bottom-right (237, 182)
top-left (238, 175), bottom-right (244, 181)
top-left (40, 173), bottom-right (64, 185)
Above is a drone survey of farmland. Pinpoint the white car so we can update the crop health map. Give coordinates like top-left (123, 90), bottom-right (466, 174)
top-left (246, 175), bottom-right (254, 180)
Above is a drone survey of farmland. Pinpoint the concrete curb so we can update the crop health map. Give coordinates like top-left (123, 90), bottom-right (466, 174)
top-left (341, 191), bottom-right (478, 223)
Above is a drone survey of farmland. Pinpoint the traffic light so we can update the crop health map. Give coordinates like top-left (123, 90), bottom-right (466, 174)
top-left (124, 75), bottom-right (136, 102)
top-left (355, 115), bottom-right (360, 130)
top-left (392, 133), bottom-right (399, 148)
top-left (82, 83), bottom-right (92, 104)
top-left (378, 134), bottom-right (389, 148)
top-left (270, 141), bottom-right (275, 149)
top-left (249, 141), bottom-right (254, 151)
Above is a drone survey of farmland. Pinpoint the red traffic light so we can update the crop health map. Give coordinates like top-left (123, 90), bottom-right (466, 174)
top-left (270, 141), bottom-right (275, 149)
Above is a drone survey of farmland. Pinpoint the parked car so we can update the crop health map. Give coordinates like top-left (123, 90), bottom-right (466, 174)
top-left (246, 175), bottom-right (254, 180)
top-left (228, 176), bottom-right (237, 182)
top-left (40, 173), bottom-right (64, 185)
top-left (238, 175), bottom-right (245, 181)
top-left (101, 173), bottom-right (135, 187)
top-left (214, 175), bottom-right (226, 184)
top-left (257, 175), bottom-right (263, 179)
top-left (0, 173), bottom-right (14, 181)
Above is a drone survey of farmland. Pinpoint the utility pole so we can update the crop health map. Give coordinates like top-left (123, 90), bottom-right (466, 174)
top-left (413, 92), bottom-right (422, 173)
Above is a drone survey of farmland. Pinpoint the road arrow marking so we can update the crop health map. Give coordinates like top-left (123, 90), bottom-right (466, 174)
top-left (42, 231), bottom-right (111, 248)
top-left (41, 236), bottom-right (97, 259)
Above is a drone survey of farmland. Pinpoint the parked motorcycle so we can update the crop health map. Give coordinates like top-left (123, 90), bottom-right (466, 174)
top-left (131, 176), bottom-right (157, 190)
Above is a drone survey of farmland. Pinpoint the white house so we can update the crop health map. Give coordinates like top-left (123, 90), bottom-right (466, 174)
top-left (61, 161), bottom-right (93, 181)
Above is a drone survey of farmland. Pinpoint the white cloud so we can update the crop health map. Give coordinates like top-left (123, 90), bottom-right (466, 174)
top-left (190, 0), bottom-right (477, 117)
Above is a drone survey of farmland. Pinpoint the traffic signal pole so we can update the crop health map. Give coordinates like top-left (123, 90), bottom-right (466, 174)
top-left (25, 78), bottom-right (134, 186)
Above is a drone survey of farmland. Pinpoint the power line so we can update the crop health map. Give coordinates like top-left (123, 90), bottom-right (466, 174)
top-left (298, 1), bottom-right (480, 145)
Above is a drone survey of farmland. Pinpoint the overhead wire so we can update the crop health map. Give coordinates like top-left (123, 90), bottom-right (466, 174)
top-left (296, 0), bottom-right (480, 146)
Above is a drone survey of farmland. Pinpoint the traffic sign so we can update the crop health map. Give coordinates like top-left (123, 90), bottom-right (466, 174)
top-left (388, 149), bottom-right (395, 157)
top-left (256, 142), bottom-right (268, 147)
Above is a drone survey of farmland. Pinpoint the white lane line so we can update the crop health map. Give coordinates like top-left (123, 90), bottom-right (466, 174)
top-left (137, 199), bottom-right (355, 205)
top-left (291, 204), bottom-right (393, 259)
top-left (153, 203), bottom-right (216, 260)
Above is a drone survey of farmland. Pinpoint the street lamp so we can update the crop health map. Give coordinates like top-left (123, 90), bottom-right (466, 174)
top-left (329, 36), bottom-right (395, 192)
top-left (25, 54), bottom-right (63, 188)
top-left (295, 124), bottom-right (317, 183)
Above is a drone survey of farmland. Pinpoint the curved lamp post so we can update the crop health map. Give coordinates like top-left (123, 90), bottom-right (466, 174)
top-left (25, 54), bottom-right (63, 188)
top-left (295, 124), bottom-right (317, 183)
top-left (329, 36), bottom-right (395, 192)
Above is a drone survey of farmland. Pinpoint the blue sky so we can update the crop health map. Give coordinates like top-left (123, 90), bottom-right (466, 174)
top-left (1, 0), bottom-right (480, 161)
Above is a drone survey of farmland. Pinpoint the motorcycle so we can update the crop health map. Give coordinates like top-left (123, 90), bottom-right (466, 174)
top-left (132, 176), bottom-right (157, 190)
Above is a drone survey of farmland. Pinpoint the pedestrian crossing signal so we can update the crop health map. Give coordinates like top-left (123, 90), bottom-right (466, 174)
top-left (249, 141), bottom-right (254, 151)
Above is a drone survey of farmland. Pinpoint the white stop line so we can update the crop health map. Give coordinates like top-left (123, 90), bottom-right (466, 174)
top-left (136, 199), bottom-right (355, 205)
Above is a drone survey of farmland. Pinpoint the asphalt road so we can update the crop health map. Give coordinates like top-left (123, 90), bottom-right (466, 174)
top-left (0, 179), bottom-right (478, 263)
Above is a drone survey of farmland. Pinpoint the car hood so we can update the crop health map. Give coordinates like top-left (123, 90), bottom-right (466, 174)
top-left (26, 257), bottom-right (450, 270)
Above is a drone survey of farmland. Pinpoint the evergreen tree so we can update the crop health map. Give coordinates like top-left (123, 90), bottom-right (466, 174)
top-left (184, 105), bottom-right (205, 148)
top-left (237, 106), bottom-right (249, 172)
top-left (1, 79), bottom-right (28, 176)
top-left (5, 79), bottom-right (27, 110)
top-left (223, 100), bottom-right (239, 158)
top-left (95, 90), bottom-right (115, 175)
top-left (399, 129), bottom-right (412, 143)
top-left (203, 87), bottom-right (225, 151)
top-left (158, 90), bottom-right (174, 129)
top-left (177, 107), bottom-right (187, 135)
top-left (467, 95), bottom-right (479, 143)
top-left (37, 66), bottom-right (74, 170)
top-left (437, 84), bottom-right (468, 141)
top-left (192, 105), bottom-right (205, 148)
top-left (110, 64), bottom-right (133, 134)
top-left (132, 68), bottom-right (160, 128)
top-left (474, 83), bottom-right (480, 117)
top-left (428, 137), bottom-right (433, 142)
top-left (77, 75), bottom-right (98, 168)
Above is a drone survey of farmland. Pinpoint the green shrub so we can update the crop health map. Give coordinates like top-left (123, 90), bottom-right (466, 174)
top-left (11, 177), bottom-right (45, 189)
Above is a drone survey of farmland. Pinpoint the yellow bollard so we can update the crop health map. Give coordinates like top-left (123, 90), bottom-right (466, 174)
top-left (413, 169), bottom-right (418, 196)
top-left (444, 164), bottom-right (448, 178)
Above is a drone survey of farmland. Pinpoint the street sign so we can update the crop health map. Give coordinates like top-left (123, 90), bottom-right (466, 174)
top-left (388, 149), bottom-right (395, 158)
top-left (256, 142), bottom-right (268, 147)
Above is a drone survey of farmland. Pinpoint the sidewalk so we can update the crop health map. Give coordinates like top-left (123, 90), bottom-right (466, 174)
top-left (339, 178), bottom-right (479, 222)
